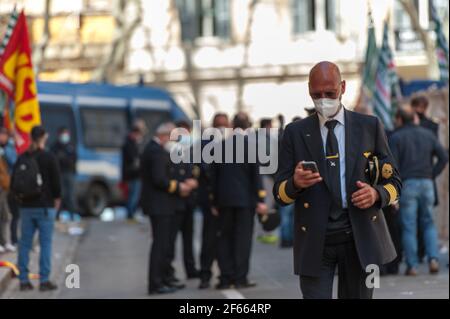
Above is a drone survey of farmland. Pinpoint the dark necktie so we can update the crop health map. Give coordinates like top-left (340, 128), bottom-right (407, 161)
top-left (325, 120), bottom-right (343, 215)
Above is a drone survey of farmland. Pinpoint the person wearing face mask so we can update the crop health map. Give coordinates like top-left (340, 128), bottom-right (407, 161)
top-left (141, 122), bottom-right (194, 295)
top-left (273, 61), bottom-right (402, 299)
top-left (121, 120), bottom-right (147, 222)
top-left (51, 127), bottom-right (78, 226)
top-left (13, 126), bottom-right (61, 291)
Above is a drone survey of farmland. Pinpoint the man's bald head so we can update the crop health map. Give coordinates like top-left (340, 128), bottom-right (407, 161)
top-left (309, 61), bottom-right (341, 82)
top-left (308, 61), bottom-right (345, 101)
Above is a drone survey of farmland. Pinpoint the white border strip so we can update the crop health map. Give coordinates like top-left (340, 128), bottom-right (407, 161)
top-left (131, 98), bottom-right (171, 111)
top-left (77, 160), bottom-right (120, 179)
top-left (38, 94), bottom-right (73, 104)
top-left (77, 96), bottom-right (127, 107)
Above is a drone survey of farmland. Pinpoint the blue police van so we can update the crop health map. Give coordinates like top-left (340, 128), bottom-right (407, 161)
top-left (37, 81), bottom-right (187, 216)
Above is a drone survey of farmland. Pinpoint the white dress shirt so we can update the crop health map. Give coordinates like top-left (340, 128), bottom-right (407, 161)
top-left (318, 106), bottom-right (347, 208)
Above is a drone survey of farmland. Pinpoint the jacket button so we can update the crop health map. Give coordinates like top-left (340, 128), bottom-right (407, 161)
top-left (303, 202), bottom-right (310, 209)
top-left (301, 226), bottom-right (307, 232)
top-left (371, 215), bottom-right (377, 222)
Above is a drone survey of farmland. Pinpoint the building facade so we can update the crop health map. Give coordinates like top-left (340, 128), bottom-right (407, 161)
top-left (0, 0), bottom-right (449, 238)
top-left (1, 0), bottom-right (448, 121)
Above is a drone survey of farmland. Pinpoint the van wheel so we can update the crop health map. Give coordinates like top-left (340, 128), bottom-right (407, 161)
top-left (84, 183), bottom-right (109, 217)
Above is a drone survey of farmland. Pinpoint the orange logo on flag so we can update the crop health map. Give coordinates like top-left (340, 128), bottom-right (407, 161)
top-left (0, 10), bottom-right (41, 154)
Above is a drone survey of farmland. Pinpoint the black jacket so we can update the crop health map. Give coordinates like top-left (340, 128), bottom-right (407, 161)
top-left (18, 149), bottom-right (62, 208)
top-left (210, 132), bottom-right (266, 208)
top-left (172, 160), bottom-right (200, 212)
top-left (140, 139), bottom-right (179, 216)
top-left (273, 109), bottom-right (401, 276)
top-left (51, 141), bottom-right (77, 174)
top-left (197, 139), bottom-right (214, 209)
top-left (121, 135), bottom-right (141, 181)
top-left (419, 115), bottom-right (439, 138)
top-left (389, 124), bottom-right (448, 181)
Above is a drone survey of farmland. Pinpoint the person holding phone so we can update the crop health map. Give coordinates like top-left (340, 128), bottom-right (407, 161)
top-left (273, 61), bottom-right (402, 299)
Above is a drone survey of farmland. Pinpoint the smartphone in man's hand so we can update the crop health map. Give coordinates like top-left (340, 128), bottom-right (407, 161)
top-left (301, 161), bottom-right (319, 173)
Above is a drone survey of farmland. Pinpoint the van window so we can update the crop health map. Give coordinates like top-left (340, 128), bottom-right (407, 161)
top-left (80, 107), bottom-right (127, 149)
top-left (134, 109), bottom-right (171, 137)
top-left (40, 104), bottom-right (77, 147)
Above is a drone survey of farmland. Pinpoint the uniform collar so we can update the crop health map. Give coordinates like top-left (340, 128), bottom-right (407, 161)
top-left (317, 104), bottom-right (345, 128)
top-left (152, 137), bottom-right (162, 145)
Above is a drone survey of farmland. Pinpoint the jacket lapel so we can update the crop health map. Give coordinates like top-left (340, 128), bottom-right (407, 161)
top-left (344, 109), bottom-right (362, 192)
top-left (302, 114), bottom-right (331, 191)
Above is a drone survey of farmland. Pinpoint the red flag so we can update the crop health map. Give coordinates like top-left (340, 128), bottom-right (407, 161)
top-left (0, 10), bottom-right (41, 154)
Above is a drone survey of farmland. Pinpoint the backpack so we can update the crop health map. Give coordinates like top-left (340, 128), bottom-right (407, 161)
top-left (11, 151), bottom-right (43, 202)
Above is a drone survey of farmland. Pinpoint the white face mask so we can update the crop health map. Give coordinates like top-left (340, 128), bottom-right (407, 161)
top-left (313, 98), bottom-right (341, 119)
top-left (163, 141), bottom-right (177, 153)
top-left (60, 133), bottom-right (70, 144)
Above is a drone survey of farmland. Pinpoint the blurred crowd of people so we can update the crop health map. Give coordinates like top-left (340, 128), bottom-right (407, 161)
top-left (0, 92), bottom-right (447, 295)
top-left (123, 112), bottom-right (277, 294)
top-left (0, 124), bottom-right (82, 291)
top-left (119, 93), bottom-right (447, 295)
top-left (381, 96), bottom-right (448, 276)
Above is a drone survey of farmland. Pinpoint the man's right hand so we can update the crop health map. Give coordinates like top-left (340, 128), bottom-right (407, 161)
top-left (293, 162), bottom-right (322, 189)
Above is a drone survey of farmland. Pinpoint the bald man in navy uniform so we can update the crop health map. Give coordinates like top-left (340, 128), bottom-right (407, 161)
top-left (273, 62), bottom-right (402, 299)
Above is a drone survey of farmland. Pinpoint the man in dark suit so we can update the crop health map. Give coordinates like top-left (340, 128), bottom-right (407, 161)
top-left (141, 122), bottom-right (193, 295)
top-left (211, 112), bottom-right (268, 289)
top-left (273, 61), bottom-right (402, 299)
top-left (198, 113), bottom-right (230, 289)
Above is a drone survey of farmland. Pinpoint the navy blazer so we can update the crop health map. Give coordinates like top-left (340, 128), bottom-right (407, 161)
top-left (211, 133), bottom-right (266, 208)
top-left (273, 109), bottom-right (401, 277)
top-left (140, 140), bottom-right (179, 216)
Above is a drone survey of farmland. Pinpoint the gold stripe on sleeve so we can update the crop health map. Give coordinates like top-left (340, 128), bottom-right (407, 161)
top-left (168, 180), bottom-right (177, 194)
top-left (383, 183), bottom-right (398, 205)
top-left (279, 180), bottom-right (295, 204)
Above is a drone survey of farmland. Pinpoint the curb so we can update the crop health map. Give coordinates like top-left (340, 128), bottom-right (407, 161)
top-left (0, 221), bottom-right (87, 297)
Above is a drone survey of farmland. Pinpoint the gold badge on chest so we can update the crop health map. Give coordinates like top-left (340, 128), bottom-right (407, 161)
top-left (363, 151), bottom-right (372, 158)
top-left (382, 163), bottom-right (393, 179)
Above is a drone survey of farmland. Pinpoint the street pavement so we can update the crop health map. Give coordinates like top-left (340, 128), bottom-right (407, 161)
top-left (1, 210), bottom-right (448, 299)
top-left (1, 222), bottom-right (81, 299)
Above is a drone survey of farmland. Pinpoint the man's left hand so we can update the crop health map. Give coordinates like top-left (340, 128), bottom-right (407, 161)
top-left (351, 181), bottom-right (379, 209)
top-left (185, 178), bottom-right (198, 190)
